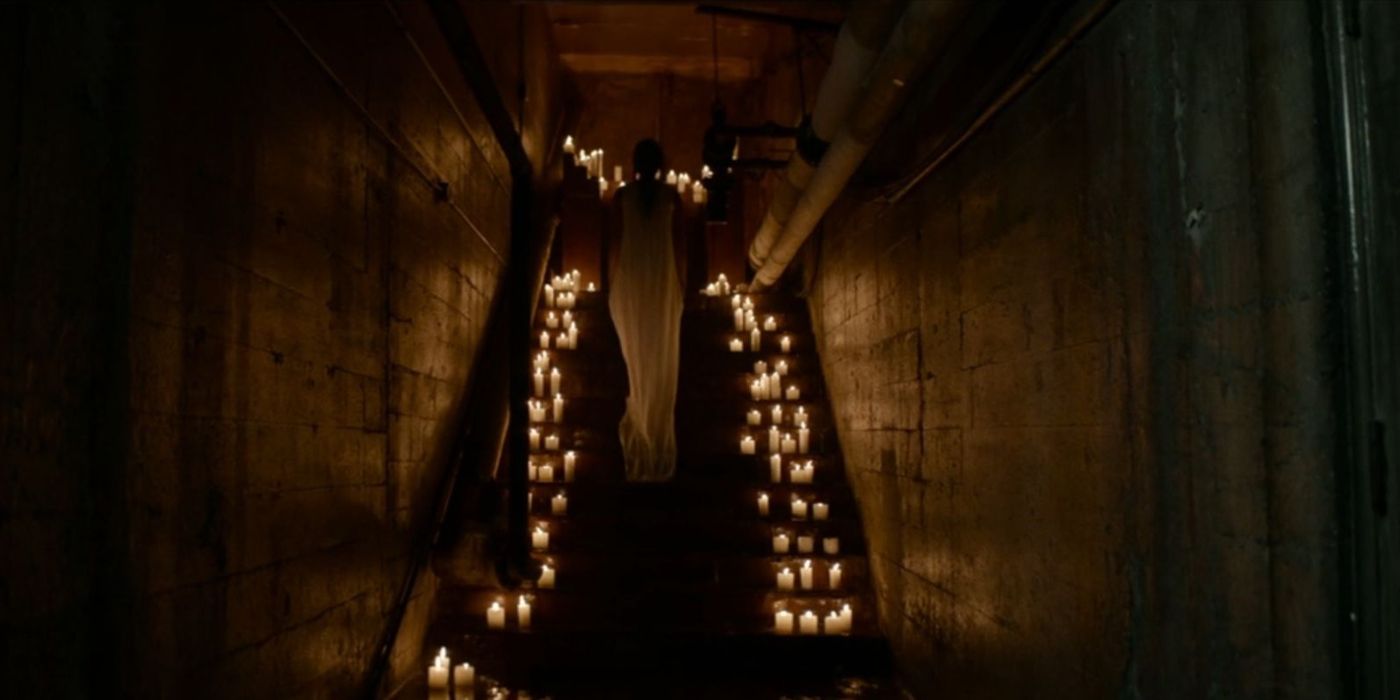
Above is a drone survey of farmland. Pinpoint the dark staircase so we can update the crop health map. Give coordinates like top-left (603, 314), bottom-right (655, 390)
top-left (423, 282), bottom-right (895, 698)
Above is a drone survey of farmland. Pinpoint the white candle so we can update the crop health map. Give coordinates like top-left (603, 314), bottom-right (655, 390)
top-left (757, 492), bottom-right (770, 516)
top-left (532, 526), bottom-right (549, 551)
top-left (797, 535), bottom-right (814, 553)
top-left (740, 436), bottom-right (756, 455)
top-left (770, 454), bottom-right (782, 483)
top-left (824, 611), bottom-right (842, 635)
top-left (840, 603), bottom-right (853, 633)
top-left (813, 502), bottom-right (829, 520)
top-left (563, 451), bottom-right (576, 481)
top-left (745, 311), bottom-right (757, 332)
top-left (754, 360), bottom-right (768, 375)
top-left (487, 601), bottom-right (506, 629)
top-left (777, 567), bottom-right (795, 591)
top-left (545, 433), bottom-right (560, 451)
top-left (775, 610), bottom-right (794, 635)
top-left (750, 328), bottom-right (761, 352)
top-left (772, 533), bottom-right (790, 554)
top-left (747, 409), bottom-right (762, 426)
top-left (557, 331), bottom-right (568, 350)
top-left (792, 498), bottom-right (808, 520)
top-left (705, 282), bottom-right (717, 296)
top-left (563, 135), bottom-right (575, 155)
top-left (598, 176), bottom-right (609, 195)
top-left (768, 426), bottom-right (780, 454)
top-left (781, 433), bottom-right (797, 454)
top-left (743, 296), bottom-right (754, 311)
top-left (528, 460), bottom-right (538, 481)
top-left (428, 656), bottom-right (449, 689)
top-left (546, 311), bottom-right (558, 329)
top-left (758, 373), bottom-right (771, 398)
top-left (454, 662), bottom-right (474, 690)
top-left (551, 492), bottom-right (567, 515)
top-left (539, 563), bottom-right (555, 588)
top-left (550, 368), bottom-right (561, 395)
top-left (533, 369), bottom-right (545, 397)
top-left (764, 316), bottom-right (777, 331)
top-left (771, 404), bottom-right (783, 425)
top-left (770, 372), bottom-right (783, 400)
top-left (734, 308), bottom-right (745, 332)
top-left (800, 560), bottom-right (813, 590)
top-left (730, 338), bottom-right (744, 353)
top-left (529, 428), bottom-right (540, 450)
top-left (537, 464), bottom-right (554, 482)
top-left (794, 406), bottom-right (808, 426)
top-left (786, 385), bottom-right (800, 400)
top-left (781, 335), bottom-right (791, 353)
top-left (562, 310), bottom-right (573, 328)
top-left (539, 330), bottom-right (550, 349)
top-left (798, 423), bottom-right (810, 453)
top-left (666, 169), bottom-right (677, 185)
top-left (613, 165), bottom-right (623, 183)
top-left (829, 562), bottom-right (842, 589)
top-left (544, 284), bottom-right (555, 308)
top-left (517, 596), bottom-right (532, 630)
top-left (799, 610), bottom-right (819, 635)
top-left (823, 537), bottom-right (840, 555)
top-left (776, 360), bottom-right (788, 376)
top-left (553, 394), bottom-right (564, 423)
top-left (568, 322), bottom-right (578, 348)
top-left (750, 380), bottom-right (764, 401)
top-left (535, 351), bottom-right (549, 372)
top-left (587, 282), bottom-right (596, 292)
top-left (529, 400), bottom-right (546, 422)
top-left (731, 294), bottom-right (742, 310)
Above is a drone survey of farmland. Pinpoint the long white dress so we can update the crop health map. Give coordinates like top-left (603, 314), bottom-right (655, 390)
top-left (609, 184), bottom-right (683, 481)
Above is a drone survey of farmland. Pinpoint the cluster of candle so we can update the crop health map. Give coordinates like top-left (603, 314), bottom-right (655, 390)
top-left (789, 459), bottom-right (816, 484)
top-left (528, 428), bottom-right (563, 451)
top-left (701, 273), bottom-right (732, 297)
top-left (426, 647), bottom-right (475, 691)
top-left (485, 596), bottom-right (533, 631)
top-left (527, 453), bottom-right (577, 483)
top-left (527, 395), bottom-right (566, 423)
top-left (664, 169), bottom-right (708, 204)
top-left (773, 604), bottom-right (853, 635)
top-left (773, 559), bottom-right (843, 590)
top-left (544, 270), bottom-right (585, 311)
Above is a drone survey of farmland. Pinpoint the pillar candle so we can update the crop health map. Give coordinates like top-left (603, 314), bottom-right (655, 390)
top-left (741, 436), bottom-right (756, 455)
top-left (528, 460), bottom-right (538, 481)
top-left (769, 372), bottom-right (783, 400)
top-left (537, 464), bottom-right (554, 483)
top-left (587, 282), bottom-right (596, 292)
top-left (531, 526), bottom-right (549, 551)
top-left (758, 372), bottom-right (770, 398)
top-left (730, 337), bottom-right (744, 352)
top-left (824, 611), bottom-right (842, 635)
top-left (666, 169), bottom-right (677, 185)
top-left (553, 394), bottom-right (564, 423)
top-left (781, 335), bottom-right (791, 353)
top-left (563, 135), bottom-right (575, 154)
top-left (786, 385), bottom-right (800, 400)
top-left (745, 311), bottom-right (757, 331)
top-left (529, 428), bottom-right (540, 450)
top-left (533, 370), bottom-right (545, 397)
top-left (764, 316), bottom-right (777, 331)
top-left (529, 401), bottom-right (546, 422)
top-left (544, 284), bottom-right (555, 307)
top-left (568, 322), bottom-right (578, 348)
top-left (546, 311), bottom-right (558, 329)
top-left (775, 610), bottom-right (794, 635)
top-left (758, 492), bottom-right (770, 516)
top-left (747, 409), bottom-right (762, 426)
top-left (563, 451), bottom-right (576, 481)
top-left (781, 433), bottom-right (797, 454)
top-left (535, 351), bottom-right (549, 372)
top-left (750, 328), bottom-right (761, 352)
top-left (734, 308), bottom-right (745, 332)
top-left (799, 560), bottom-right (814, 590)
top-left (551, 492), bottom-right (567, 515)
top-left (556, 331), bottom-right (568, 350)
top-left (794, 406), bottom-right (808, 426)
top-left (754, 360), bottom-right (768, 375)
top-left (840, 603), bottom-right (853, 633)
top-left (454, 662), bottom-right (474, 690)
top-left (798, 424), bottom-right (810, 453)
top-left (562, 310), bottom-right (573, 327)
top-left (743, 296), bottom-right (754, 311)
top-left (613, 165), bottom-right (623, 183)
top-left (545, 433), bottom-right (560, 451)
top-left (528, 489), bottom-right (533, 512)
top-left (731, 294), bottom-right (742, 310)
top-left (813, 502), bottom-right (829, 521)
top-left (550, 368), bottom-right (561, 395)
top-left (428, 654), bottom-right (449, 689)
top-left (823, 537), bottom-right (840, 555)
top-left (797, 535), bottom-right (814, 553)
top-left (770, 454), bottom-right (782, 483)
top-left (768, 426), bottom-right (780, 454)
top-left (776, 360), bottom-right (788, 376)
top-left (487, 601), bottom-right (506, 629)
top-left (772, 533), bottom-right (790, 553)
top-left (539, 563), bottom-right (555, 588)
top-left (517, 596), bottom-right (531, 630)
top-left (792, 498), bottom-right (808, 520)
top-left (539, 330), bottom-right (550, 349)
top-left (799, 611), bottom-right (819, 635)
top-left (829, 562), bottom-right (842, 589)
top-left (771, 404), bottom-right (783, 425)
top-left (750, 380), bottom-right (764, 401)
top-left (776, 567), bottom-right (795, 591)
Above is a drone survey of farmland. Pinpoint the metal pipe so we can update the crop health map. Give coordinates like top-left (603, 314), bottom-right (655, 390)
top-left (747, 0), bottom-right (905, 269)
top-left (752, 1), bottom-right (968, 289)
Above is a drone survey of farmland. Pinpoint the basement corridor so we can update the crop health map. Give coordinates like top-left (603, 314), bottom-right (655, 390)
top-left (5, 1), bottom-right (1399, 699)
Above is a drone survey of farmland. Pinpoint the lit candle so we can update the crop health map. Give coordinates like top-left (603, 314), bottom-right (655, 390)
top-left (840, 603), bottom-right (853, 633)
top-left (487, 601), bottom-right (506, 629)
top-left (786, 385), bottom-right (800, 401)
top-left (529, 400), bottom-right (546, 422)
top-left (764, 316), bottom-right (777, 331)
top-left (528, 460), bottom-right (538, 481)
top-left (743, 296), bottom-right (754, 311)
top-left (781, 433), bottom-right (797, 454)
top-left (813, 502), bottom-right (829, 520)
top-left (730, 338), bottom-right (744, 353)
top-left (587, 282), bottom-right (596, 292)
top-left (771, 404), bottom-right (783, 425)
top-left (750, 380), bottom-right (763, 401)
top-left (745, 311), bottom-right (757, 332)
top-left (770, 454), bottom-right (782, 483)
top-left (800, 560), bottom-right (814, 590)
top-left (539, 563), bottom-right (556, 588)
top-left (768, 426), bottom-right (780, 454)
top-left (563, 451), bottom-right (576, 481)
top-left (775, 610), bottom-right (794, 635)
top-left (568, 322), bottom-right (578, 348)
top-left (824, 611), bottom-right (842, 635)
top-left (829, 562), bottom-right (842, 589)
top-left (666, 169), bottom-right (677, 185)
top-left (562, 310), bottom-right (573, 328)
top-left (754, 360), bottom-right (768, 375)
top-left (454, 662), bottom-right (474, 690)
top-left (823, 537), bottom-right (840, 555)
top-left (750, 328), bottom-right (761, 352)
top-left (757, 492), bottom-right (770, 516)
top-left (777, 567), bottom-right (795, 591)
top-left (546, 311), bottom-right (558, 329)
top-left (550, 368), bottom-right (561, 395)
top-left (545, 433), bottom-right (560, 451)
top-left (531, 525), bottom-right (549, 551)
top-left (551, 492), bottom-right (567, 515)
top-left (734, 308), bottom-right (745, 332)
top-left (740, 435), bottom-right (756, 455)
top-left (781, 335), bottom-right (791, 353)
top-left (563, 135), bottom-right (575, 155)
top-left (776, 360), bottom-right (788, 376)
top-left (798, 423), bottom-right (810, 453)
top-left (544, 284), bottom-right (555, 308)
top-left (731, 294), bottom-right (742, 310)
top-left (794, 406), bottom-right (808, 426)
top-left (769, 372), bottom-right (783, 400)
top-left (539, 330), bottom-right (550, 349)
top-left (533, 369), bottom-right (545, 397)
top-left (598, 176), bottom-right (608, 195)
top-left (747, 409), bottom-right (762, 426)
top-left (553, 394), bottom-right (564, 423)
top-left (537, 463), bottom-right (554, 482)
top-left (799, 610), bottom-right (819, 635)
top-left (529, 428), bottom-right (540, 450)
top-left (557, 331), bottom-right (568, 350)
top-left (614, 165), bottom-right (623, 183)
top-left (692, 182), bottom-right (705, 204)
top-left (772, 533), bottom-right (790, 553)
top-left (758, 373), bottom-right (771, 398)
top-left (792, 498), bottom-right (808, 520)
top-left (797, 535), bottom-right (814, 553)
top-left (535, 351), bottom-right (549, 372)
top-left (428, 650), bottom-right (449, 689)
top-left (517, 595), bottom-right (532, 630)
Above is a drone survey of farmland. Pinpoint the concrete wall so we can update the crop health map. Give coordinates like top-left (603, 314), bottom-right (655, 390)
top-left (808, 2), bottom-right (1341, 697)
top-left (0, 2), bottom-right (553, 696)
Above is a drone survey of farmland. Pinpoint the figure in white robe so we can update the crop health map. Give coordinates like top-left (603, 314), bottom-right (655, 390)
top-left (607, 139), bottom-right (685, 481)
